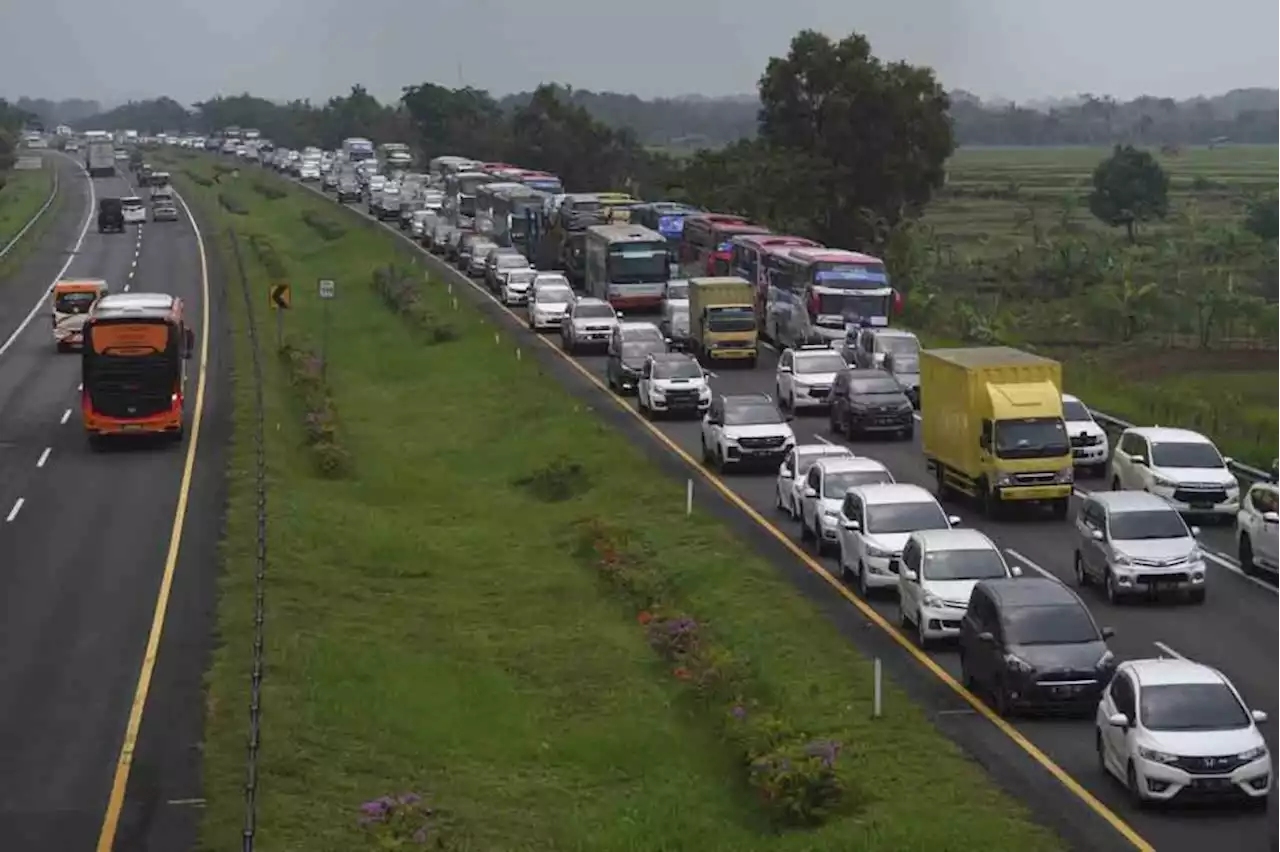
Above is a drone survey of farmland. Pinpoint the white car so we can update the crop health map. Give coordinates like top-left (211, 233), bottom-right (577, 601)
top-left (500, 269), bottom-right (537, 306)
top-left (121, 197), bottom-right (146, 225)
top-left (775, 444), bottom-right (856, 519)
top-left (1236, 481), bottom-right (1279, 575)
top-left (798, 457), bottom-right (896, 555)
top-left (637, 352), bottom-right (711, 419)
top-left (775, 345), bottom-right (849, 411)
top-left (1063, 394), bottom-right (1110, 476)
top-left (561, 297), bottom-right (618, 352)
top-left (700, 393), bottom-right (795, 474)
top-left (1109, 427), bottom-right (1240, 520)
top-left (526, 280), bottom-right (575, 330)
top-left (835, 483), bottom-right (960, 597)
top-left (1096, 658), bottom-right (1271, 807)
top-left (897, 528), bottom-right (1018, 646)
top-left (299, 161), bottom-right (321, 181)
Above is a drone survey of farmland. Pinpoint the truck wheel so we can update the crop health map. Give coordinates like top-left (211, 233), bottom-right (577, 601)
top-left (746, 357), bottom-right (757, 369)
top-left (982, 487), bottom-right (1001, 519)
top-left (1050, 497), bottom-right (1070, 520)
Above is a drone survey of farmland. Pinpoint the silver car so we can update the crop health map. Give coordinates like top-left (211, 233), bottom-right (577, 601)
top-left (466, 242), bottom-right (498, 277)
top-left (151, 203), bottom-right (179, 222)
top-left (1073, 490), bottom-right (1206, 604)
top-left (500, 268), bottom-right (538, 306)
top-left (561, 297), bottom-right (619, 353)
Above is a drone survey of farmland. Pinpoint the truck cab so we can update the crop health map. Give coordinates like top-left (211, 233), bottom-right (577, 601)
top-left (687, 276), bottom-right (758, 367)
top-left (921, 346), bottom-right (1073, 519)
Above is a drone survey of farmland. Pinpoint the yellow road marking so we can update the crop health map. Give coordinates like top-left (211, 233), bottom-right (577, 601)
top-left (94, 188), bottom-right (212, 851)
top-left (430, 250), bottom-right (1157, 852)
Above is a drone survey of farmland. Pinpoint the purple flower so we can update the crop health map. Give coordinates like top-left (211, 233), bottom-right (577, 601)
top-left (731, 705), bottom-right (747, 720)
top-left (412, 826), bottom-right (429, 843)
top-left (399, 792), bottom-right (422, 806)
top-left (803, 739), bottom-right (842, 769)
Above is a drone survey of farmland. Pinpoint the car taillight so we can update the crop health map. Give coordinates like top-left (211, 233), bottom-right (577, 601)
top-left (892, 290), bottom-right (903, 313)
top-left (807, 291), bottom-right (820, 316)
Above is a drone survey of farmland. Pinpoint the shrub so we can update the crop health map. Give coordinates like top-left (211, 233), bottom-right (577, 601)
top-left (218, 192), bottom-right (247, 215)
top-left (184, 169), bottom-right (213, 187)
top-left (248, 234), bottom-right (288, 279)
top-left (250, 180), bottom-right (286, 200)
top-left (511, 457), bottom-right (592, 502)
top-left (357, 792), bottom-right (455, 848)
top-left (574, 518), bottom-right (854, 828)
top-left (301, 209), bottom-right (346, 241)
top-left (279, 341), bottom-right (350, 478)
top-left (370, 264), bottom-right (460, 345)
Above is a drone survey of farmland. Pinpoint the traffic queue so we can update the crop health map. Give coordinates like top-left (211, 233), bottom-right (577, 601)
top-left (206, 133), bottom-right (1277, 812)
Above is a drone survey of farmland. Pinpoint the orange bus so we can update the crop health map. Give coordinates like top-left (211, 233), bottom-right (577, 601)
top-left (81, 292), bottom-right (194, 447)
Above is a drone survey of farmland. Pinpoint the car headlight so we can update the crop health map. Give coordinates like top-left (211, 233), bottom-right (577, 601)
top-left (650, 388), bottom-right (665, 399)
top-left (1138, 747), bottom-right (1179, 764)
top-left (1112, 553), bottom-right (1131, 567)
top-left (698, 386), bottom-right (711, 399)
top-left (865, 545), bottom-right (896, 559)
top-left (822, 509), bottom-right (840, 521)
top-left (1237, 745), bottom-right (1268, 762)
top-left (922, 592), bottom-right (943, 608)
top-left (1095, 650), bottom-right (1114, 669)
top-left (1003, 654), bottom-right (1035, 674)
top-left (995, 473), bottom-right (1015, 487)
top-left (723, 435), bottom-right (739, 445)
top-left (1152, 475), bottom-right (1175, 488)
top-left (1226, 482), bottom-right (1240, 494)
top-left (1188, 546), bottom-right (1203, 562)
top-left (1055, 467), bottom-right (1074, 483)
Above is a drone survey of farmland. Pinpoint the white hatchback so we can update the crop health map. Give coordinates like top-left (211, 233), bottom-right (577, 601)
top-left (121, 197), bottom-right (146, 225)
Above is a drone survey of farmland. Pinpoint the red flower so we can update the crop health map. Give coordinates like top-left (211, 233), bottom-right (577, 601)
top-left (637, 611), bottom-right (653, 625)
top-left (673, 667), bottom-right (692, 681)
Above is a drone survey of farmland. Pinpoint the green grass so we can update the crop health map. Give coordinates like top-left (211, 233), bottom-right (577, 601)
top-left (0, 164), bottom-right (56, 276)
top-left (172, 155), bottom-right (1064, 851)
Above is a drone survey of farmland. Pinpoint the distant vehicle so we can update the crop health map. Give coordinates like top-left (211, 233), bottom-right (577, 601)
top-left (699, 392), bottom-right (796, 473)
top-left (775, 345), bottom-right (848, 412)
top-left (1236, 481), bottom-right (1279, 576)
top-left (560, 297), bottom-right (618, 353)
top-left (835, 483), bottom-right (957, 595)
top-left (97, 198), bottom-right (124, 233)
top-left (798, 456), bottom-right (896, 555)
top-left (1109, 427), bottom-right (1239, 521)
top-left (636, 352), bottom-right (712, 420)
top-left (526, 279), bottom-right (576, 331)
top-left (897, 529), bottom-right (1018, 647)
top-left (827, 368), bottom-right (915, 440)
top-left (85, 140), bottom-right (116, 177)
top-left (1061, 394), bottom-right (1109, 476)
top-left (151, 202), bottom-right (179, 222)
top-left (121, 197), bottom-right (146, 225)
top-left (775, 444), bottom-right (856, 520)
top-left (51, 278), bottom-right (109, 352)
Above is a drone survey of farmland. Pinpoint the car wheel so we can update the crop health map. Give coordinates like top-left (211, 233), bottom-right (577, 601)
top-left (838, 551), bottom-right (853, 581)
top-left (1073, 551), bottom-right (1090, 586)
top-left (992, 679), bottom-right (1011, 717)
top-left (1105, 570), bottom-right (1122, 605)
top-left (1095, 730), bottom-right (1107, 773)
top-left (960, 651), bottom-right (975, 691)
top-left (715, 448), bottom-right (728, 474)
top-left (799, 516), bottom-right (813, 542)
top-left (1240, 535), bottom-right (1256, 575)
top-left (1111, 477), bottom-right (1122, 491)
top-left (856, 561), bottom-right (869, 598)
top-left (1126, 762), bottom-right (1147, 809)
top-left (897, 601), bottom-right (909, 629)
top-left (1188, 587), bottom-right (1206, 605)
top-left (916, 611), bottom-right (929, 648)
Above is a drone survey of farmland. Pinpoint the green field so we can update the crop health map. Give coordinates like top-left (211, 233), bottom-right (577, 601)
top-left (169, 154), bottom-right (1063, 852)
top-left (912, 145), bottom-right (1278, 468)
top-left (0, 164), bottom-right (54, 268)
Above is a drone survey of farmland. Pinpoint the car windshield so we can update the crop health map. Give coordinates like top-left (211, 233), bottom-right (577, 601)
top-left (534, 276), bottom-right (569, 289)
top-left (575, 304), bottom-right (615, 319)
top-left (55, 291), bottom-right (98, 313)
top-left (878, 336), bottom-right (918, 355)
top-left (1140, 683), bottom-right (1250, 732)
top-left (498, 255), bottom-right (529, 268)
top-left (1062, 399), bottom-right (1092, 421)
top-left (823, 469), bottom-right (892, 498)
top-left (797, 451), bottom-right (850, 475)
top-left (665, 282), bottom-right (688, 300)
top-left (1150, 441), bottom-right (1223, 469)
top-left (622, 341), bottom-right (665, 360)
top-left (506, 270), bottom-right (536, 284)
top-left (922, 548), bottom-right (1008, 581)
top-left (122, 198), bottom-right (143, 209)
top-left (537, 287), bottom-right (574, 304)
top-left (1109, 509), bottom-right (1189, 540)
top-left (470, 243), bottom-right (496, 256)
top-left (866, 501), bottom-right (949, 534)
top-left (795, 354), bottom-right (847, 374)
top-left (724, 402), bottom-right (783, 426)
top-left (653, 360), bottom-right (702, 379)
top-left (849, 378), bottom-right (902, 395)
top-left (623, 328), bottom-right (665, 345)
top-left (1004, 604), bottom-right (1098, 645)
top-left (889, 354), bottom-right (920, 373)
top-left (994, 418), bottom-right (1070, 460)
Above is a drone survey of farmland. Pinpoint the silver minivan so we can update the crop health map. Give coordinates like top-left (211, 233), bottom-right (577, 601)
top-left (1073, 491), bottom-right (1206, 604)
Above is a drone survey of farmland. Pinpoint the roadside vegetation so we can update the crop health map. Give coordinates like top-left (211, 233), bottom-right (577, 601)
top-left (0, 164), bottom-right (58, 279)
top-left (171, 153), bottom-right (1063, 851)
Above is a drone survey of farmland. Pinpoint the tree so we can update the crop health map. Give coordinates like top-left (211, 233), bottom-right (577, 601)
top-left (1088, 144), bottom-right (1170, 243)
top-left (756, 30), bottom-right (955, 249)
top-left (1243, 194), bottom-right (1278, 241)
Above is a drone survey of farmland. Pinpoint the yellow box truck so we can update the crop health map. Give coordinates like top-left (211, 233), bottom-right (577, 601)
top-left (921, 346), bottom-right (1073, 518)
top-left (687, 276), bottom-right (758, 367)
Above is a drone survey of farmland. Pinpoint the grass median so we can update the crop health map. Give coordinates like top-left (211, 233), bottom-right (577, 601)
top-left (0, 162), bottom-right (57, 277)
top-left (172, 154), bottom-right (1064, 851)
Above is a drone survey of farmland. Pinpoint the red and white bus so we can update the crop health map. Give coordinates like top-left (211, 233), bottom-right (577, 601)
top-left (759, 247), bottom-right (901, 348)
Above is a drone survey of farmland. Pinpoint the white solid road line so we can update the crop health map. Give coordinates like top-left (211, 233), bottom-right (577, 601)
top-left (60, 408), bottom-right (71, 425)
top-left (1153, 641), bottom-right (1185, 660)
top-left (5, 498), bottom-right (25, 523)
top-left (0, 155), bottom-right (96, 359)
top-left (1004, 548), bottom-right (1059, 582)
top-left (36, 447), bottom-right (51, 468)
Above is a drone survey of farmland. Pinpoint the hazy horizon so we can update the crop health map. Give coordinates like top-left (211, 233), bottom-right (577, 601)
top-left (3, 0), bottom-right (1276, 108)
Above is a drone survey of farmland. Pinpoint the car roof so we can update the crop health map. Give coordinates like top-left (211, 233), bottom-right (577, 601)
top-left (619, 321), bottom-right (661, 331)
top-left (869, 328), bottom-right (917, 339)
top-left (1087, 491), bottom-right (1181, 513)
top-left (1062, 393), bottom-right (1082, 404)
top-left (845, 369), bottom-right (895, 382)
top-left (1125, 658), bottom-right (1228, 688)
top-left (978, 576), bottom-right (1078, 608)
top-left (814, 456), bottom-right (889, 474)
top-left (648, 352), bottom-right (694, 363)
top-left (722, 392), bottom-right (773, 405)
top-left (574, 297), bottom-right (611, 308)
top-left (911, 528), bottom-right (998, 552)
top-left (1125, 426), bottom-right (1212, 444)
top-left (794, 443), bottom-right (854, 458)
top-left (848, 483), bottom-right (934, 504)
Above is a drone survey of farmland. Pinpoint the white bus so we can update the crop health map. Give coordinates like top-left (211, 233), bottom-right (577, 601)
top-left (342, 137), bottom-right (376, 162)
top-left (584, 224), bottom-right (671, 310)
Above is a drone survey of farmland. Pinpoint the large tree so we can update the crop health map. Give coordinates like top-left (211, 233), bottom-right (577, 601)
top-left (756, 30), bottom-right (955, 249)
top-left (1087, 144), bottom-right (1170, 243)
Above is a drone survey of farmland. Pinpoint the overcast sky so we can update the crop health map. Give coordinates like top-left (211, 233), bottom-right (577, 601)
top-left (5, 0), bottom-right (1277, 107)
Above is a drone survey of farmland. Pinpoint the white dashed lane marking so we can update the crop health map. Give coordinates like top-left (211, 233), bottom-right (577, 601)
top-left (5, 498), bottom-right (24, 523)
top-left (36, 447), bottom-right (50, 468)
top-left (60, 408), bottom-right (71, 425)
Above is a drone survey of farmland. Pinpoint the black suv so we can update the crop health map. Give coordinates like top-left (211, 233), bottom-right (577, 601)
top-left (959, 577), bottom-right (1116, 717)
top-left (97, 198), bottom-right (124, 233)
top-left (606, 333), bottom-right (668, 394)
top-left (828, 368), bottom-right (914, 440)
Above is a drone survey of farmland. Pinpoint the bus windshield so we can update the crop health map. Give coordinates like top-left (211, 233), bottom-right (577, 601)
top-left (607, 244), bottom-right (668, 283)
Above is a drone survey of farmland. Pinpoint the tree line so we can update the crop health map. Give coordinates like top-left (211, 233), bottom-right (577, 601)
top-left (0, 98), bottom-right (38, 171)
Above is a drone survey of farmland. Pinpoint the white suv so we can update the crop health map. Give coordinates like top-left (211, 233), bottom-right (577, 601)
top-left (775, 346), bottom-right (848, 411)
top-left (775, 444), bottom-right (854, 519)
top-left (637, 352), bottom-right (710, 419)
top-left (1236, 481), bottom-right (1279, 576)
top-left (798, 457), bottom-right (895, 555)
top-left (1096, 658), bottom-right (1270, 808)
top-left (1109, 427), bottom-right (1239, 520)
top-left (897, 528), bottom-right (1017, 646)
top-left (1062, 394), bottom-right (1109, 476)
top-left (835, 483), bottom-right (960, 597)
top-left (700, 393), bottom-right (795, 474)
top-left (561, 298), bottom-right (618, 353)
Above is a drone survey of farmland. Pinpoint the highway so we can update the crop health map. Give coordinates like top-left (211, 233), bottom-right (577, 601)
top-left (0, 152), bottom-right (223, 851)
top-left (303, 179), bottom-right (1276, 852)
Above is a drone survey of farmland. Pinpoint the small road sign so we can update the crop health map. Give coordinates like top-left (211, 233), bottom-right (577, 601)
top-left (318, 279), bottom-right (335, 299)
top-left (270, 283), bottom-right (291, 310)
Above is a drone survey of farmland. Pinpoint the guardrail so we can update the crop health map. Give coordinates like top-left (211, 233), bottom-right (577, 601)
top-left (1089, 409), bottom-right (1273, 487)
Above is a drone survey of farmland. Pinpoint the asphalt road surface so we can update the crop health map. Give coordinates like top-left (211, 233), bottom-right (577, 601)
top-left (297, 175), bottom-right (1276, 852)
top-left (0, 153), bottom-right (226, 851)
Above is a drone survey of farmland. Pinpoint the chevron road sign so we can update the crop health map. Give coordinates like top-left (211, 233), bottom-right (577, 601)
top-left (269, 282), bottom-right (291, 310)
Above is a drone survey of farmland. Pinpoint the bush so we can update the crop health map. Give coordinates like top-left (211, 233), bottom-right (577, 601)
top-left (218, 192), bottom-right (247, 215)
top-left (574, 518), bottom-right (854, 828)
top-left (301, 209), bottom-right (346, 241)
top-left (279, 341), bottom-right (351, 478)
top-left (248, 233), bottom-right (288, 279)
top-left (184, 169), bottom-right (213, 187)
top-left (251, 180), bottom-right (287, 200)
top-left (370, 264), bottom-right (459, 345)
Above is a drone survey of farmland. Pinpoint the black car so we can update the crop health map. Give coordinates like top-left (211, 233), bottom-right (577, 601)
top-left (959, 577), bottom-right (1116, 717)
top-left (607, 339), bottom-right (668, 394)
top-left (336, 180), bottom-right (361, 204)
top-left (97, 198), bottom-right (124, 233)
top-left (828, 368), bottom-right (914, 440)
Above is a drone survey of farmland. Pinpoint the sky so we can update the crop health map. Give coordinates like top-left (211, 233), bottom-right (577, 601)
top-left (5, 0), bottom-right (1277, 108)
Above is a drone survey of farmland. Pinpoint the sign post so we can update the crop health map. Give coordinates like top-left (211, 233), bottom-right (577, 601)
top-left (269, 282), bottom-right (291, 348)
top-left (318, 278), bottom-right (335, 380)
